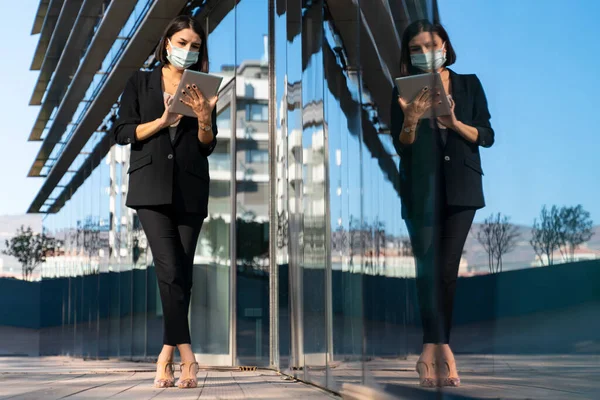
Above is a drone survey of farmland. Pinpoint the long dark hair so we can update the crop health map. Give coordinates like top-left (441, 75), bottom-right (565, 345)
top-left (399, 20), bottom-right (456, 76)
top-left (155, 15), bottom-right (209, 73)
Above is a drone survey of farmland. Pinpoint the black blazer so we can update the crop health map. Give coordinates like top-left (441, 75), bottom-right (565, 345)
top-left (112, 66), bottom-right (218, 216)
top-left (391, 69), bottom-right (494, 219)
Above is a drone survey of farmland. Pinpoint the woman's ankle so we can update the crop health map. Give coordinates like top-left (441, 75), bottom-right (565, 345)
top-left (158, 345), bottom-right (175, 363)
top-left (177, 343), bottom-right (196, 364)
top-left (437, 344), bottom-right (455, 360)
top-left (419, 343), bottom-right (437, 361)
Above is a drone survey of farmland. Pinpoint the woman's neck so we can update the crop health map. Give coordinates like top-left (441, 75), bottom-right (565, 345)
top-left (164, 64), bottom-right (184, 78)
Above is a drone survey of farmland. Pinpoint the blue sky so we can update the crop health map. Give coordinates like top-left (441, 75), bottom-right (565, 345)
top-left (0, 0), bottom-right (44, 216)
top-left (439, 0), bottom-right (600, 225)
top-left (1, 0), bottom-right (599, 229)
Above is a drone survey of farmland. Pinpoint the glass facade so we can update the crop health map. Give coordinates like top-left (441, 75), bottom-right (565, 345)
top-left (13, 0), bottom-right (598, 398)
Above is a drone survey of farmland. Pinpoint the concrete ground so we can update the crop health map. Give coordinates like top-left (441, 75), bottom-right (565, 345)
top-left (0, 357), bottom-right (338, 399)
top-left (334, 354), bottom-right (600, 399)
top-left (1, 355), bottom-right (599, 399)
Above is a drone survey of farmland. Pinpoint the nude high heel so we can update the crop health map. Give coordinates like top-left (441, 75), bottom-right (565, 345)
top-left (415, 361), bottom-right (437, 387)
top-left (154, 361), bottom-right (175, 388)
top-left (177, 361), bottom-right (199, 389)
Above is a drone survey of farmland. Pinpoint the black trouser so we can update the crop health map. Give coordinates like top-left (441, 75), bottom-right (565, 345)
top-left (406, 206), bottom-right (475, 344)
top-left (137, 205), bottom-right (204, 346)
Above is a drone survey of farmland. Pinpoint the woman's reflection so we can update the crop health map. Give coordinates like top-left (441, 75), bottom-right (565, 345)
top-left (390, 19), bottom-right (494, 387)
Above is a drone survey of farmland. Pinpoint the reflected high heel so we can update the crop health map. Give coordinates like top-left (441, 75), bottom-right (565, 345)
top-left (415, 361), bottom-right (437, 387)
top-left (154, 361), bottom-right (175, 388)
top-left (438, 360), bottom-right (461, 387)
top-left (177, 361), bottom-right (199, 389)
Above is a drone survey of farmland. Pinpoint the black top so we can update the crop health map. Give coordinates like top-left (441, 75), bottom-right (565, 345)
top-left (112, 66), bottom-right (218, 216)
top-left (391, 69), bottom-right (494, 220)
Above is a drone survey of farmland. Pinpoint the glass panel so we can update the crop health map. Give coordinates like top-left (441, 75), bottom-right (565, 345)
top-left (274, 0), bottom-right (290, 372)
top-left (299, 0), bottom-right (330, 388)
top-left (235, 0), bottom-right (270, 367)
top-left (188, 2), bottom-right (235, 365)
top-left (321, 1), bottom-right (368, 388)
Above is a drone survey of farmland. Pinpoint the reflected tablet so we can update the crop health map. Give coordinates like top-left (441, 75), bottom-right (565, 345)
top-left (394, 73), bottom-right (451, 119)
top-left (169, 70), bottom-right (223, 117)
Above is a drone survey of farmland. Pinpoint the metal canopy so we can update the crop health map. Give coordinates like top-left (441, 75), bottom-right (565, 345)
top-left (28, 0), bottom-right (110, 138)
top-left (30, 0), bottom-right (65, 71)
top-left (27, 0), bottom-right (139, 177)
top-left (29, 0), bottom-right (86, 106)
top-left (28, 0), bottom-right (193, 213)
top-left (31, 0), bottom-right (51, 35)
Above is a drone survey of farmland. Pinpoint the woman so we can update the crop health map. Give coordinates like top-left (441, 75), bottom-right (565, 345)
top-left (112, 15), bottom-right (218, 389)
top-left (390, 20), bottom-right (494, 387)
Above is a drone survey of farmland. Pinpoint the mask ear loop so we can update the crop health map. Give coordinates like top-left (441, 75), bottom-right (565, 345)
top-left (166, 39), bottom-right (173, 57)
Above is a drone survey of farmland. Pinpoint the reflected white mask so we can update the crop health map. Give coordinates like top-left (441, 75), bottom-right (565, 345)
top-left (411, 43), bottom-right (447, 71)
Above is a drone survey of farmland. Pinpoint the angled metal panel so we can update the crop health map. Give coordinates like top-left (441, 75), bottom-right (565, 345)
top-left (31, 0), bottom-right (51, 35)
top-left (27, 0), bottom-right (139, 177)
top-left (29, 0), bottom-right (86, 106)
top-left (29, 0), bottom-right (107, 137)
top-left (28, 0), bottom-right (191, 213)
top-left (31, 0), bottom-right (65, 71)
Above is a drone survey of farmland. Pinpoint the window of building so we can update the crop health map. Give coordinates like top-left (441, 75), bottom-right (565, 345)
top-left (217, 106), bottom-right (231, 130)
top-left (245, 103), bottom-right (268, 122)
top-left (245, 149), bottom-right (269, 164)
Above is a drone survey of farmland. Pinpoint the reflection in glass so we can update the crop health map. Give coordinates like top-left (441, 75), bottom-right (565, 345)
top-left (189, 2), bottom-right (234, 364)
top-left (234, 0), bottom-right (271, 366)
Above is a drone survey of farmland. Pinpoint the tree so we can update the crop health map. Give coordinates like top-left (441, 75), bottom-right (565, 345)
top-left (75, 217), bottom-right (101, 275)
top-left (203, 215), bottom-right (228, 262)
top-left (276, 210), bottom-right (289, 250)
top-left (475, 213), bottom-right (521, 273)
top-left (400, 238), bottom-right (413, 257)
top-left (557, 205), bottom-right (594, 262)
top-left (373, 218), bottom-right (386, 271)
top-left (3, 225), bottom-right (58, 281)
top-left (530, 205), bottom-right (563, 266)
top-left (237, 215), bottom-right (269, 272)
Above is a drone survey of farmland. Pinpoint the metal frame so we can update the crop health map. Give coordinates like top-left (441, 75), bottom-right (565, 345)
top-left (229, 3), bottom-right (238, 366)
top-left (268, 0), bottom-right (279, 370)
top-left (31, 0), bottom-right (65, 70)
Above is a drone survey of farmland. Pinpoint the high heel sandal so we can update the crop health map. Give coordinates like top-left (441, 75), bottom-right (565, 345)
top-left (177, 361), bottom-right (199, 389)
top-left (438, 359), bottom-right (461, 387)
top-left (154, 361), bottom-right (175, 388)
top-left (415, 361), bottom-right (437, 387)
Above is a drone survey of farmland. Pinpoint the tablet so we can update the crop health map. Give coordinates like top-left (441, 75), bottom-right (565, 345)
top-left (169, 70), bottom-right (224, 117)
top-left (394, 73), bottom-right (451, 119)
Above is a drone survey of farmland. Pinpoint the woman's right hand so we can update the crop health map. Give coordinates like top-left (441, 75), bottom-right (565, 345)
top-left (159, 94), bottom-right (183, 128)
top-left (397, 86), bottom-right (435, 123)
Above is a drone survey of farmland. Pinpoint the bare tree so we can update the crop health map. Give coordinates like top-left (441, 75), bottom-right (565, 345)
top-left (530, 205), bottom-right (562, 266)
top-left (373, 218), bottom-right (386, 271)
top-left (75, 217), bottom-right (101, 275)
top-left (400, 238), bottom-right (413, 257)
top-left (3, 225), bottom-right (58, 281)
top-left (476, 213), bottom-right (521, 273)
top-left (557, 205), bottom-right (594, 262)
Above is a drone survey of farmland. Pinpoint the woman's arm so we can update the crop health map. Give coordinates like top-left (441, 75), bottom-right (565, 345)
top-left (112, 73), bottom-right (141, 146)
top-left (391, 87), bottom-right (420, 154)
top-left (471, 75), bottom-right (495, 148)
top-left (448, 118), bottom-right (479, 144)
top-left (135, 118), bottom-right (169, 141)
top-left (439, 75), bottom-right (494, 147)
top-left (197, 107), bottom-right (218, 157)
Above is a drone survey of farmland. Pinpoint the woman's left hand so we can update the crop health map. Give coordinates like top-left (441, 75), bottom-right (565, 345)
top-left (180, 84), bottom-right (218, 124)
top-left (437, 96), bottom-right (458, 130)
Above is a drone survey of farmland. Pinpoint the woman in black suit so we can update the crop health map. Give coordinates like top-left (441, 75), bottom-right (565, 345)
top-left (112, 15), bottom-right (218, 389)
top-left (391, 20), bottom-right (494, 387)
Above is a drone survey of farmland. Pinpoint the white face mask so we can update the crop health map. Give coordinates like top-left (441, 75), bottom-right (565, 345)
top-left (166, 39), bottom-right (199, 70)
top-left (410, 44), bottom-right (447, 72)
